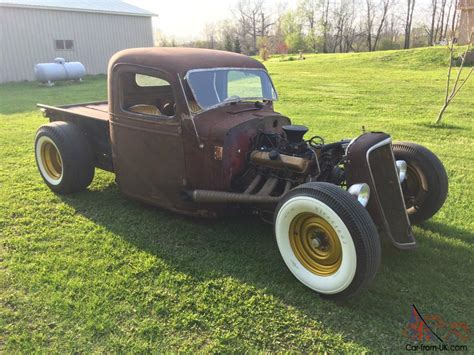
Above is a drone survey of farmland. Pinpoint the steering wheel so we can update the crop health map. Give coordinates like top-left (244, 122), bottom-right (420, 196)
top-left (309, 135), bottom-right (325, 149)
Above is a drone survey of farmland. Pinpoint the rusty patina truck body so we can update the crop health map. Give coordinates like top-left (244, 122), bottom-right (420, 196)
top-left (35, 48), bottom-right (448, 299)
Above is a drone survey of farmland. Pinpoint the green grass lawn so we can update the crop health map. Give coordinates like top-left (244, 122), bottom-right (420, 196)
top-left (1, 47), bottom-right (473, 352)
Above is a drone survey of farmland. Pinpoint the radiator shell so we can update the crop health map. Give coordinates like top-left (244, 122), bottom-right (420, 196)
top-left (345, 132), bottom-right (416, 249)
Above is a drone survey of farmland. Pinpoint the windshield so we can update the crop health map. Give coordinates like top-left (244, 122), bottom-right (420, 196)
top-left (185, 68), bottom-right (278, 112)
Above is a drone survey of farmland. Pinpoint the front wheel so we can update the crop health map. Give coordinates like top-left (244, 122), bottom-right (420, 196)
top-left (393, 142), bottom-right (448, 224)
top-left (274, 182), bottom-right (381, 300)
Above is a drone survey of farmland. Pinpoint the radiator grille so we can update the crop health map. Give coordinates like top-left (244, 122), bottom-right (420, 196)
top-left (368, 144), bottom-right (415, 246)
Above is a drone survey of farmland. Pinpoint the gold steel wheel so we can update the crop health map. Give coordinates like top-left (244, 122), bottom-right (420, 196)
top-left (289, 212), bottom-right (342, 276)
top-left (40, 140), bottom-right (63, 181)
top-left (35, 122), bottom-right (95, 193)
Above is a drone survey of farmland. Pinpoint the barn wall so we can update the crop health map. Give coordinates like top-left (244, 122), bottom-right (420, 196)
top-left (458, 0), bottom-right (474, 44)
top-left (0, 6), bottom-right (153, 83)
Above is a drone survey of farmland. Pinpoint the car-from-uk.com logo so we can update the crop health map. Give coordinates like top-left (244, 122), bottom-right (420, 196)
top-left (403, 304), bottom-right (471, 352)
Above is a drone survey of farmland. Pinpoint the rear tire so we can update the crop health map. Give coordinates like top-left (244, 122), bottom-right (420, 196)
top-left (35, 121), bottom-right (94, 194)
top-left (274, 182), bottom-right (381, 300)
top-left (393, 142), bottom-right (448, 224)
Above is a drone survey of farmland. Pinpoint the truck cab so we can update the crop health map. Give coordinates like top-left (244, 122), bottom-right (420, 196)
top-left (107, 48), bottom-right (286, 215)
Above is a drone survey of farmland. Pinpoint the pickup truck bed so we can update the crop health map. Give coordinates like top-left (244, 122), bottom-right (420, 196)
top-left (38, 101), bottom-right (109, 121)
top-left (38, 101), bottom-right (114, 172)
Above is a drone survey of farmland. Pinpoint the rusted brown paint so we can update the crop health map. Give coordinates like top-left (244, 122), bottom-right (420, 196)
top-left (183, 104), bottom-right (290, 191)
top-left (108, 47), bottom-right (266, 79)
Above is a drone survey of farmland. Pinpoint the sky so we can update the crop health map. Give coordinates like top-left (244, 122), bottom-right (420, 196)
top-left (126, 0), bottom-right (433, 42)
top-left (126, 0), bottom-right (298, 41)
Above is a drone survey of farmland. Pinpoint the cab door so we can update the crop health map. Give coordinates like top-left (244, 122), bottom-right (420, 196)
top-left (109, 64), bottom-right (186, 210)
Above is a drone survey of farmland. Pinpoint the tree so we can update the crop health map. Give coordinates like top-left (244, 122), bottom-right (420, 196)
top-left (203, 23), bottom-right (217, 49)
top-left (237, 0), bottom-right (260, 53)
top-left (321, 0), bottom-right (331, 53)
top-left (171, 0), bottom-right (465, 55)
top-left (259, 37), bottom-right (269, 60)
top-left (235, 0), bottom-right (273, 54)
top-left (429, 0), bottom-right (439, 45)
top-left (268, 2), bottom-right (288, 55)
top-left (154, 29), bottom-right (169, 47)
top-left (332, 0), bottom-right (356, 53)
top-left (364, 0), bottom-right (391, 51)
top-left (372, 0), bottom-right (391, 51)
top-left (365, 0), bottom-right (375, 51)
top-left (442, 0), bottom-right (455, 42)
top-left (404, 0), bottom-right (416, 49)
top-left (275, 41), bottom-right (289, 55)
top-left (224, 33), bottom-right (233, 51)
top-left (435, 0), bottom-right (447, 42)
top-left (435, 20), bottom-right (473, 124)
top-left (234, 37), bottom-right (242, 53)
top-left (379, 13), bottom-right (402, 50)
top-left (260, 9), bottom-right (274, 38)
top-left (214, 19), bottom-right (237, 51)
top-left (297, 0), bottom-right (319, 51)
top-left (281, 11), bottom-right (306, 53)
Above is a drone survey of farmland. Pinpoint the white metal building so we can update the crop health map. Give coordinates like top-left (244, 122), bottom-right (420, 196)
top-left (0, 0), bottom-right (155, 83)
top-left (458, 0), bottom-right (474, 45)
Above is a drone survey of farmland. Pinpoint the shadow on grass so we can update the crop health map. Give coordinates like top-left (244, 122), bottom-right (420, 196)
top-left (416, 122), bottom-right (468, 131)
top-left (61, 183), bottom-right (474, 350)
top-left (419, 220), bottom-right (474, 241)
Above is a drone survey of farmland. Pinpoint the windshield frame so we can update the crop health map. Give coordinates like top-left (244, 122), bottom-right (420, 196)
top-left (183, 67), bottom-right (279, 113)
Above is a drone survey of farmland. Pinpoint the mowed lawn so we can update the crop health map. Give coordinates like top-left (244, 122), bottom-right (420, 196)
top-left (1, 47), bottom-right (473, 352)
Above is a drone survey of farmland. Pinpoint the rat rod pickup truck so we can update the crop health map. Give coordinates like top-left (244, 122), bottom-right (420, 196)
top-left (35, 48), bottom-right (448, 299)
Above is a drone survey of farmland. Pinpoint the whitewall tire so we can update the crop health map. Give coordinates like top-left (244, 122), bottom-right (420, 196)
top-left (35, 135), bottom-right (64, 186)
top-left (274, 182), bottom-right (381, 300)
top-left (35, 122), bottom-right (94, 194)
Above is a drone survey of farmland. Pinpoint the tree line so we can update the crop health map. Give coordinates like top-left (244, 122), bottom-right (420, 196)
top-left (155, 0), bottom-right (460, 56)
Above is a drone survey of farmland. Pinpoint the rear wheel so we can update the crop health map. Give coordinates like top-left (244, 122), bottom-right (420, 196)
top-left (393, 142), bottom-right (448, 224)
top-left (35, 121), bottom-right (94, 194)
top-left (274, 182), bottom-right (381, 300)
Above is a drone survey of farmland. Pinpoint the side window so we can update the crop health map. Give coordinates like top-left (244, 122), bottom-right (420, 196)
top-left (122, 72), bottom-right (176, 118)
top-left (135, 74), bottom-right (169, 87)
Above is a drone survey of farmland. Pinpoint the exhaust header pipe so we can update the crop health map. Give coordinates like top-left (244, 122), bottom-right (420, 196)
top-left (190, 190), bottom-right (280, 204)
top-left (189, 176), bottom-right (292, 204)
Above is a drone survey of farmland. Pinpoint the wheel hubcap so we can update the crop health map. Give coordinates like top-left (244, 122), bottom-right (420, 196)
top-left (402, 165), bottom-right (425, 209)
top-left (289, 212), bottom-right (342, 276)
top-left (40, 141), bottom-right (62, 181)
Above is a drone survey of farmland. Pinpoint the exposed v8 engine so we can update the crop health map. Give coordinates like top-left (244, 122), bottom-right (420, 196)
top-left (249, 125), bottom-right (321, 181)
top-left (246, 124), bottom-right (350, 188)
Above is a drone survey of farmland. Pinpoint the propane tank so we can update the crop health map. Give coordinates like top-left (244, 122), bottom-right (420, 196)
top-left (34, 58), bottom-right (86, 85)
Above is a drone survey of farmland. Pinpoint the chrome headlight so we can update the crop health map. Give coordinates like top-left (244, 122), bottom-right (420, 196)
top-left (348, 183), bottom-right (370, 207)
top-left (396, 160), bottom-right (407, 183)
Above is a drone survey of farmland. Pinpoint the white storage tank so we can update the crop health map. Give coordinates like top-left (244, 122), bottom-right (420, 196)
top-left (34, 58), bottom-right (86, 85)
